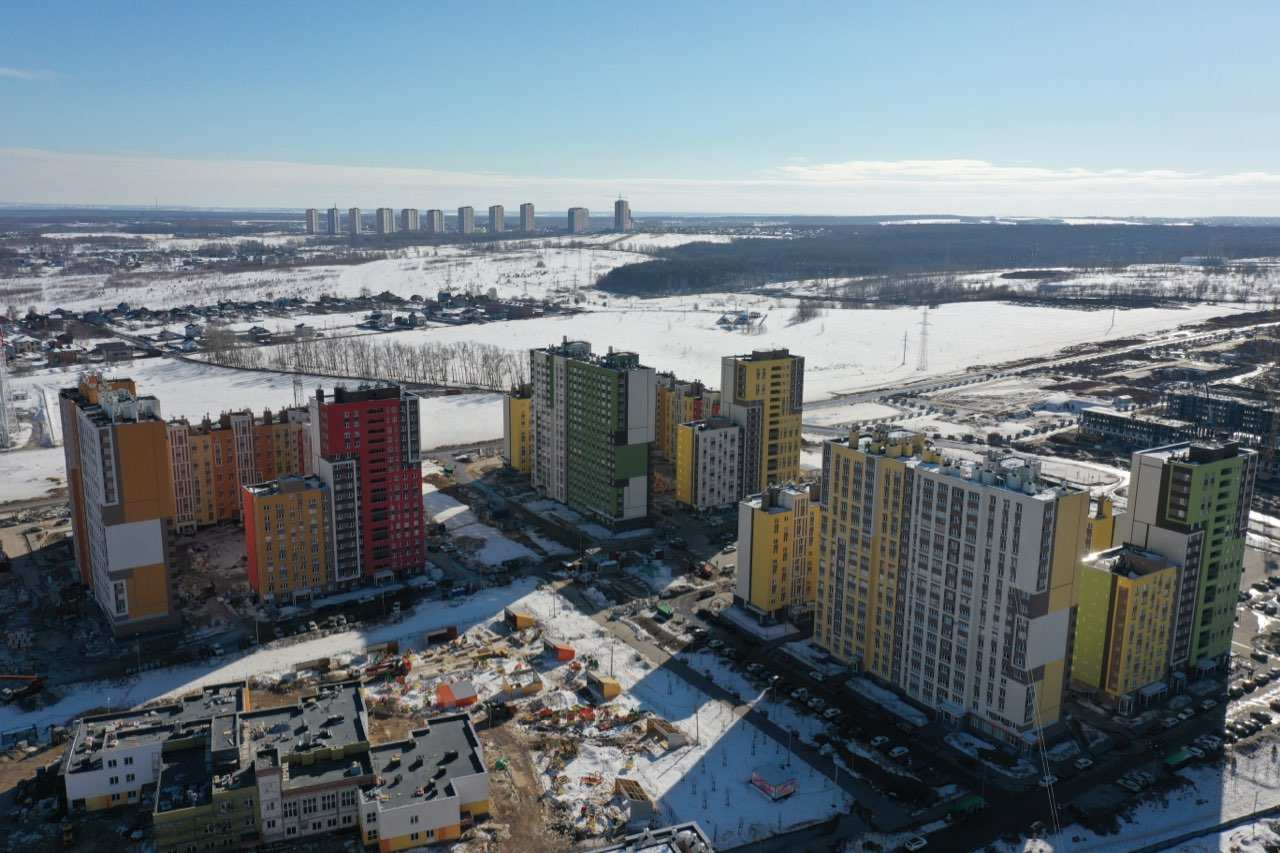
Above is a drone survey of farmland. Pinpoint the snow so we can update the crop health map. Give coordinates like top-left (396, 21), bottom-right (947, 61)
top-left (0, 446), bottom-right (67, 502)
top-left (803, 401), bottom-right (902, 427)
top-left (360, 299), bottom-right (1245, 401)
top-left (847, 677), bottom-right (929, 728)
top-left (9, 358), bottom-right (502, 450)
top-left (422, 484), bottom-right (535, 566)
top-left (0, 578), bottom-right (547, 732)
top-left (515, 587), bottom-right (847, 846)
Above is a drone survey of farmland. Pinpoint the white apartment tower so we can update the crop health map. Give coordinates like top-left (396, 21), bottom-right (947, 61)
top-left (567, 207), bottom-right (589, 234)
top-left (375, 208), bottom-right (395, 235)
top-left (457, 206), bottom-right (475, 234)
top-left (489, 205), bottom-right (505, 233)
top-left (424, 209), bottom-right (445, 234)
top-left (304, 208), bottom-right (320, 234)
top-left (327, 207), bottom-right (340, 235)
top-left (519, 202), bottom-right (535, 232)
top-left (400, 208), bottom-right (419, 232)
top-left (347, 207), bottom-right (362, 235)
top-left (614, 199), bottom-right (632, 231)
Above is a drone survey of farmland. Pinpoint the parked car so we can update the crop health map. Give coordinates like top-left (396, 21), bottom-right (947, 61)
top-left (1177, 709), bottom-right (1195, 721)
top-left (791, 688), bottom-right (809, 702)
top-left (807, 697), bottom-right (826, 712)
top-left (707, 639), bottom-right (724, 651)
top-left (889, 745), bottom-right (911, 762)
top-left (870, 735), bottom-right (890, 749)
top-left (904, 836), bottom-right (928, 852)
top-left (1073, 757), bottom-right (1094, 771)
top-left (1201, 698), bottom-right (1219, 711)
top-left (1162, 716), bottom-right (1180, 729)
top-left (1038, 775), bottom-right (1058, 788)
top-left (823, 708), bottom-right (842, 721)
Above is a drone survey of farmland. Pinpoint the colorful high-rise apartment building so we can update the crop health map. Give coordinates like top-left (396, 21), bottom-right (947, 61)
top-left (502, 384), bottom-right (533, 474)
top-left (1072, 544), bottom-right (1178, 712)
top-left (735, 482), bottom-right (820, 625)
top-left (653, 372), bottom-right (719, 462)
top-left (674, 417), bottom-right (741, 510)
top-left (815, 429), bottom-right (1090, 748)
top-left (242, 475), bottom-right (331, 602)
top-left (530, 340), bottom-right (655, 525)
top-left (308, 386), bottom-right (424, 583)
top-left (1117, 441), bottom-right (1256, 670)
top-left (720, 349), bottom-right (804, 494)
top-left (59, 376), bottom-right (179, 636)
top-left (167, 408), bottom-right (310, 533)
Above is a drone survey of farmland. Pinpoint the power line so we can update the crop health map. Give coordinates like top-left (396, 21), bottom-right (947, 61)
top-left (916, 307), bottom-right (930, 372)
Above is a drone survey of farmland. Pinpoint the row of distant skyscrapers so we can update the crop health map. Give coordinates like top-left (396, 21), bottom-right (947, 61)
top-left (304, 200), bottom-right (632, 237)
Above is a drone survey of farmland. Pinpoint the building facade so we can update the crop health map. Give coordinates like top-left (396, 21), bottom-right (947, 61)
top-left (735, 483), bottom-right (820, 624)
top-left (457, 206), bottom-right (474, 234)
top-left (519, 202), bottom-right (535, 232)
top-left (376, 207), bottom-right (395, 235)
top-left (309, 386), bottom-right (424, 582)
top-left (488, 204), bottom-right (504, 233)
top-left (816, 429), bottom-right (933, 681)
top-left (243, 475), bottom-right (332, 602)
top-left (305, 208), bottom-right (320, 234)
top-left (400, 208), bottom-right (420, 232)
top-left (567, 207), bottom-right (589, 234)
top-left (614, 199), bottom-right (632, 231)
top-left (653, 372), bottom-right (718, 462)
top-left (1117, 441), bottom-right (1256, 671)
top-left (1080, 406), bottom-right (1195, 449)
top-left (502, 386), bottom-right (533, 474)
top-left (167, 407), bottom-right (310, 533)
top-left (720, 349), bottom-right (804, 494)
top-left (529, 340), bottom-right (655, 525)
top-left (425, 209), bottom-right (445, 234)
top-left (815, 431), bottom-right (1090, 749)
top-left (1072, 545), bottom-right (1178, 713)
top-left (675, 418), bottom-right (741, 509)
top-left (59, 376), bottom-right (179, 636)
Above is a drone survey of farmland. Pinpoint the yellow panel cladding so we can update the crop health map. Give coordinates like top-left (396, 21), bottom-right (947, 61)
top-left (503, 395), bottom-right (533, 474)
top-left (1085, 496), bottom-right (1116, 553)
top-left (817, 438), bottom-right (914, 679)
top-left (654, 383), bottom-right (675, 460)
top-left (1049, 490), bottom-right (1089, 610)
top-left (1071, 565), bottom-right (1112, 691)
top-left (674, 423), bottom-right (695, 506)
top-left (733, 354), bottom-right (802, 490)
top-left (1035, 658), bottom-right (1066, 724)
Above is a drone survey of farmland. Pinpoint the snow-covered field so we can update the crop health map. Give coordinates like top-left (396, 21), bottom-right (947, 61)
top-left (422, 483), bottom-right (535, 566)
top-left (0, 446), bottom-right (67, 503)
top-left (367, 299), bottom-right (1244, 400)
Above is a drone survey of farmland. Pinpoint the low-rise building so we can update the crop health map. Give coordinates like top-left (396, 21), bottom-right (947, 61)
top-left (1072, 545), bottom-right (1179, 713)
top-left (357, 715), bottom-right (489, 849)
top-left (1080, 406), bottom-right (1196, 449)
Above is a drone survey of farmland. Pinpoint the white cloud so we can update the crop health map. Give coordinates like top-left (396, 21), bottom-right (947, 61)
top-left (0, 67), bottom-right (58, 81)
top-left (0, 148), bottom-right (1276, 216)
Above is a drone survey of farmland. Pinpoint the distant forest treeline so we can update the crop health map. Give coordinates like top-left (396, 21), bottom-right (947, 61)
top-left (595, 224), bottom-right (1280, 297)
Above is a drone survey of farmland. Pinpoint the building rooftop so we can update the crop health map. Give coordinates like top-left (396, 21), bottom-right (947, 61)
top-left (316, 384), bottom-right (402, 405)
top-left (362, 715), bottom-right (484, 808)
top-left (1139, 440), bottom-right (1254, 464)
top-left (241, 682), bottom-right (368, 778)
top-left (1085, 544), bottom-right (1177, 578)
top-left (243, 474), bottom-right (326, 498)
top-left (1083, 406), bottom-right (1194, 429)
top-left (683, 417), bottom-right (735, 432)
top-left (730, 348), bottom-right (794, 362)
top-left (65, 683), bottom-right (245, 773)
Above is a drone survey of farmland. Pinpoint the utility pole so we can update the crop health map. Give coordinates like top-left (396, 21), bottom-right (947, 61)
top-left (916, 306), bottom-right (930, 372)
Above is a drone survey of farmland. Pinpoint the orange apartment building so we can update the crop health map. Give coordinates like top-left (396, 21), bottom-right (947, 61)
top-left (242, 475), bottom-right (331, 602)
top-left (168, 408), bottom-right (310, 533)
top-left (59, 376), bottom-right (180, 636)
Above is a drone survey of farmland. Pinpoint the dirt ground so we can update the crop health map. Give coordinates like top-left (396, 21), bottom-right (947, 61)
top-left (479, 723), bottom-right (571, 853)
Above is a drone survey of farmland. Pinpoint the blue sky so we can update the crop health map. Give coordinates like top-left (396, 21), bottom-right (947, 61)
top-left (2, 1), bottom-right (1278, 214)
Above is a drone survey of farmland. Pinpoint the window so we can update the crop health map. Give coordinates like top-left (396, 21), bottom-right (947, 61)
top-left (285, 827), bottom-right (297, 837)
top-left (123, 756), bottom-right (133, 766)
top-left (321, 793), bottom-right (337, 810)
top-left (265, 820), bottom-right (276, 830)
top-left (111, 793), bottom-right (121, 802)
top-left (109, 776), bottom-right (119, 785)
top-left (126, 773), bottom-right (135, 783)
top-left (112, 581), bottom-right (128, 616)
top-left (107, 758), bottom-right (117, 768)
top-left (244, 816), bottom-right (255, 827)
top-left (283, 801), bottom-right (298, 819)
top-left (301, 798), bottom-right (317, 816)
top-left (409, 815), bottom-right (420, 826)
top-left (341, 790), bottom-right (356, 807)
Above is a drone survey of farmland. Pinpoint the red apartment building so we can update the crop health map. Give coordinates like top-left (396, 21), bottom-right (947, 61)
top-left (307, 385), bottom-right (424, 583)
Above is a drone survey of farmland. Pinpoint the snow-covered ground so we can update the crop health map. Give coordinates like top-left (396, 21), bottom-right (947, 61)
top-left (422, 483), bottom-right (535, 566)
top-left (516, 588), bottom-right (847, 846)
top-left (803, 401), bottom-right (902, 427)
top-left (362, 299), bottom-right (1245, 401)
top-left (8, 359), bottom-right (504, 450)
top-left (0, 446), bottom-right (67, 502)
